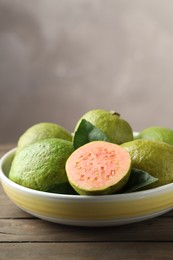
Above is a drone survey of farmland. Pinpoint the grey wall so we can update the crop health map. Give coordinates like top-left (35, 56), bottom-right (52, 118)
top-left (1, 0), bottom-right (173, 143)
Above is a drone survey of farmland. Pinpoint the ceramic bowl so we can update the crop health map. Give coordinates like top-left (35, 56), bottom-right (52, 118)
top-left (1, 148), bottom-right (173, 227)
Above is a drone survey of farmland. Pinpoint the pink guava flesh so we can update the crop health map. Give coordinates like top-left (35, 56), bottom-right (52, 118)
top-left (66, 141), bottom-right (132, 195)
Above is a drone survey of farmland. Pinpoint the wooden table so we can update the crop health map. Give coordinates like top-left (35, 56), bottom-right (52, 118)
top-left (1, 144), bottom-right (173, 259)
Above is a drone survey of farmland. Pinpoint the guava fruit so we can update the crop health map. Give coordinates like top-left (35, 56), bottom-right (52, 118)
top-left (9, 138), bottom-right (75, 193)
top-left (135, 126), bottom-right (173, 145)
top-left (17, 122), bottom-right (72, 151)
top-left (66, 141), bottom-right (132, 195)
top-left (121, 139), bottom-right (173, 188)
top-left (74, 109), bottom-right (133, 144)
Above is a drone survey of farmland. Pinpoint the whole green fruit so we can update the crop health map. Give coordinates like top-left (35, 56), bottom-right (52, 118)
top-left (122, 139), bottom-right (173, 188)
top-left (74, 109), bottom-right (133, 144)
top-left (135, 126), bottom-right (173, 145)
top-left (9, 138), bottom-right (74, 193)
top-left (17, 122), bottom-right (72, 151)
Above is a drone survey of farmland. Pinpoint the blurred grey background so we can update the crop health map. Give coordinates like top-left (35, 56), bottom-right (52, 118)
top-left (1, 0), bottom-right (173, 144)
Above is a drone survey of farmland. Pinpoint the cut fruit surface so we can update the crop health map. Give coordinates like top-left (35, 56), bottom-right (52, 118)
top-left (66, 141), bottom-right (132, 195)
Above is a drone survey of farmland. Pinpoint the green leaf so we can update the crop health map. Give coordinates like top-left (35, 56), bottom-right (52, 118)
top-left (73, 119), bottom-right (110, 149)
top-left (123, 168), bottom-right (158, 193)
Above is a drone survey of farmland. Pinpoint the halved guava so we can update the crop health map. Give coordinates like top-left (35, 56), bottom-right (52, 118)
top-left (66, 141), bottom-right (132, 195)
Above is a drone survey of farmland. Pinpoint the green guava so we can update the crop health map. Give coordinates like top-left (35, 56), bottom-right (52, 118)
top-left (9, 138), bottom-right (75, 194)
top-left (17, 122), bottom-right (72, 151)
top-left (135, 126), bottom-right (173, 145)
top-left (122, 139), bottom-right (173, 188)
top-left (66, 141), bottom-right (132, 195)
top-left (74, 109), bottom-right (133, 144)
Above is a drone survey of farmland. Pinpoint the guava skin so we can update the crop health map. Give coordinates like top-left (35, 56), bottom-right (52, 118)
top-left (9, 138), bottom-right (74, 193)
top-left (135, 126), bottom-right (173, 145)
top-left (122, 139), bottom-right (173, 188)
top-left (74, 109), bottom-right (133, 144)
top-left (17, 122), bottom-right (72, 151)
